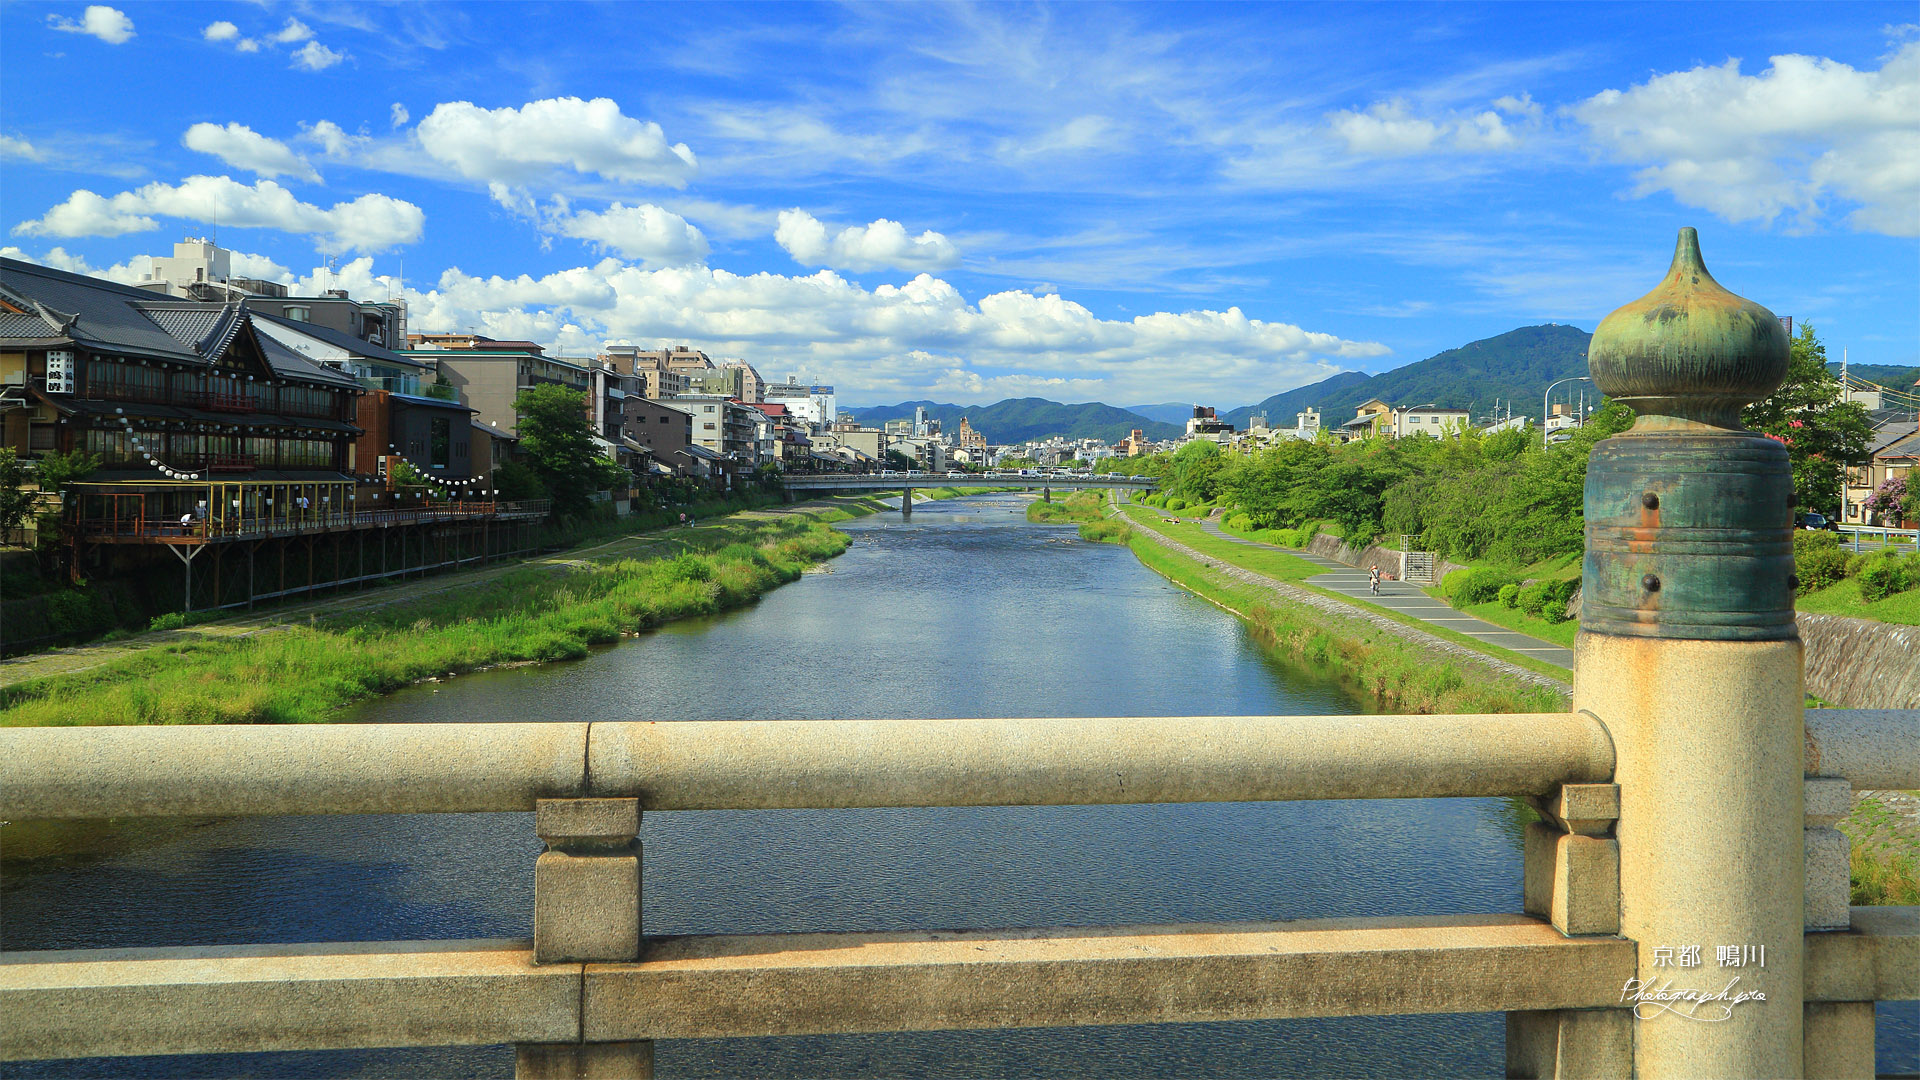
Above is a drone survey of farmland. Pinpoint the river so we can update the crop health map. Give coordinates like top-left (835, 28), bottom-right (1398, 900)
top-left (5, 493), bottom-right (1911, 1077)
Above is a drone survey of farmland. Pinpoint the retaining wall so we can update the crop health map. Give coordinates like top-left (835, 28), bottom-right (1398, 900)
top-left (1799, 612), bottom-right (1920, 710)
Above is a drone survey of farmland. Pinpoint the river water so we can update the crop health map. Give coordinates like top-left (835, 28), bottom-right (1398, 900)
top-left (6, 494), bottom-right (1912, 1077)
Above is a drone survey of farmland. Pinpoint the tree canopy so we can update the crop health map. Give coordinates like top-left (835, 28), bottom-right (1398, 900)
top-left (1742, 322), bottom-right (1871, 514)
top-left (512, 384), bottom-right (627, 517)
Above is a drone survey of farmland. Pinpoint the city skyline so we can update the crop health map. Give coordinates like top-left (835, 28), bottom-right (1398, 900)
top-left (3, 1), bottom-right (1915, 406)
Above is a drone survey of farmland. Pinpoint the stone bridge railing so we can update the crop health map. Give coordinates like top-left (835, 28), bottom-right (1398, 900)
top-left (0, 712), bottom-right (1914, 1078)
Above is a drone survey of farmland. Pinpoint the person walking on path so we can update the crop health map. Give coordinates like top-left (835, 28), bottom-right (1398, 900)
top-left (1369, 565), bottom-right (1381, 595)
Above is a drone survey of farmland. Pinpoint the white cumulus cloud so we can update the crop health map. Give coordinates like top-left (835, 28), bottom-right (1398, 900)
top-left (13, 176), bottom-right (424, 253)
top-left (394, 259), bottom-right (1385, 404)
top-left (291, 40), bottom-right (348, 71)
top-left (202, 20), bottom-right (239, 42)
top-left (414, 97), bottom-right (697, 187)
top-left (1574, 43), bottom-right (1920, 236)
top-left (390, 102), bottom-right (410, 128)
top-left (775, 210), bottom-right (961, 272)
top-left (1328, 100), bottom-right (1444, 157)
top-left (182, 123), bottom-right (320, 183)
top-left (271, 18), bottom-right (313, 44)
top-left (552, 203), bottom-right (709, 268)
top-left (46, 5), bottom-right (133, 44)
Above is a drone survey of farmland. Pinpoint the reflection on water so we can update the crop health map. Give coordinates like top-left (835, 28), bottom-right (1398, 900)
top-left (8, 495), bottom-right (1909, 1077)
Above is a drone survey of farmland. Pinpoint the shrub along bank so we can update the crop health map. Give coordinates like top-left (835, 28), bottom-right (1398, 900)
top-left (1793, 531), bottom-right (1920, 626)
top-left (0, 506), bottom-right (859, 727)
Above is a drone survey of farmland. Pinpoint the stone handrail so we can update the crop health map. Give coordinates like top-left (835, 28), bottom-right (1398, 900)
top-left (1, 712), bottom-right (1617, 819)
top-left (1804, 708), bottom-right (1920, 789)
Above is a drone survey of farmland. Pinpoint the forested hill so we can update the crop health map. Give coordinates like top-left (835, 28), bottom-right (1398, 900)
top-left (1833, 363), bottom-right (1919, 391)
top-left (1223, 324), bottom-right (1594, 428)
top-left (846, 398), bottom-right (1183, 445)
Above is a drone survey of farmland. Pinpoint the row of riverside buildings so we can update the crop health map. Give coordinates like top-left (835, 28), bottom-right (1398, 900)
top-left (0, 242), bottom-right (921, 611)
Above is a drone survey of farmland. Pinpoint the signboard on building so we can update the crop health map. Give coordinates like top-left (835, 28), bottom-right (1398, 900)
top-left (44, 350), bottom-right (74, 394)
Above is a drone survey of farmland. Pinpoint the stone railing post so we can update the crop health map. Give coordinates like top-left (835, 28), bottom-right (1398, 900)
top-left (1509, 782), bottom-right (1630, 1078)
top-left (1572, 227), bottom-right (1806, 1077)
top-left (1802, 777), bottom-right (1873, 1079)
top-left (517, 797), bottom-right (651, 1080)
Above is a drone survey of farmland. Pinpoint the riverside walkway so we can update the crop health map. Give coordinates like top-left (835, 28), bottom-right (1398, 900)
top-left (1195, 519), bottom-right (1577, 669)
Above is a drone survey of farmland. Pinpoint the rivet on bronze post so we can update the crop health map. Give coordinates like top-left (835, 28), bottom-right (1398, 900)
top-left (1642, 574), bottom-right (1661, 592)
top-left (1641, 492), bottom-right (1659, 510)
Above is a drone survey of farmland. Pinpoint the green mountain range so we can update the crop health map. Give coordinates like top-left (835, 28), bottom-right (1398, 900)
top-left (1222, 324), bottom-right (1595, 428)
top-left (846, 398), bottom-right (1182, 445)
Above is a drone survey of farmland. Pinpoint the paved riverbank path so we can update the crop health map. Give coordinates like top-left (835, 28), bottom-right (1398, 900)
top-left (1196, 519), bottom-right (1575, 670)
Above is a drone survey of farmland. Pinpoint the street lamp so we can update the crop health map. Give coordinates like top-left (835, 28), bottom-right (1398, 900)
top-left (1543, 376), bottom-right (1592, 433)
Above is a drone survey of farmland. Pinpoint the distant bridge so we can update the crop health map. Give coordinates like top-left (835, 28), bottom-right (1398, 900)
top-left (782, 472), bottom-right (1156, 516)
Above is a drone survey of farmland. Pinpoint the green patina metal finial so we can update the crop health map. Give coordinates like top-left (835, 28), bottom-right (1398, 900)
top-left (1587, 227), bottom-right (1791, 431)
top-left (1579, 228), bottom-right (1797, 641)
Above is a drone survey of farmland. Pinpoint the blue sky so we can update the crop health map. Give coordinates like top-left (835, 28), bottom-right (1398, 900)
top-left (3, 2), bottom-right (1915, 408)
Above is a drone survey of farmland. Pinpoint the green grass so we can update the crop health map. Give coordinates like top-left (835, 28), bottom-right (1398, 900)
top-left (0, 507), bottom-right (857, 727)
top-left (1077, 518), bottom-right (1132, 544)
top-left (1027, 490), bottom-right (1108, 525)
top-left (1795, 575), bottom-right (1920, 626)
top-left (1123, 531), bottom-right (1565, 714)
top-left (1841, 791), bottom-right (1920, 906)
top-left (1120, 505), bottom-right (1323, 581)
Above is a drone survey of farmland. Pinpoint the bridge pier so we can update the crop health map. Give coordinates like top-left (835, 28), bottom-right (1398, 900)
top-left (1043, 486), bottom-right (1051, 503)
top-left (1540, 230), bottom-right (1806, 1078)
top-left (900, 487), bottom-right (912, 518)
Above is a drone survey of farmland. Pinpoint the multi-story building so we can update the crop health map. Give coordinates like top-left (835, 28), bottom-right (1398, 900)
top-left (763, 378), bottom-right (835, 429)
top-left (134, 239), bottom-right (409, 349)
top-left (1186, 406), bottom-right (1233, 440)
top-left (1844, 420), bottom-right (1918, 525)
top-left (623, 397), bottom-right (694, 465)
top-left (252, 311), bottom-right (472, 482)
top-left (2, 257), bottom-right (363, 478)
top-left (402, 336), bottom-right (588, 436)
top-left (956, 416), bottom-right (987, 452)
top-left (1391, 404), bottom-right (1471, 439)
top-left (722, 360), bottom-right (763, 403)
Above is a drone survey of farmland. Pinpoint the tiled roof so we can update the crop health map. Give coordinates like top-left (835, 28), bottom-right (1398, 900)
top-left (138, 303), bottom-right (247, 358)
top-left (0, 257), bottom-right (204, 363)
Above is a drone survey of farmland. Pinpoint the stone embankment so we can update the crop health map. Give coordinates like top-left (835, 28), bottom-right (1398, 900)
top-left (1799, 612), bottom-right (1920, 710)
top-left (1303, 534), bottom-right (1467, 584)
top-left (1132, 523), bottom-right (1567, 697)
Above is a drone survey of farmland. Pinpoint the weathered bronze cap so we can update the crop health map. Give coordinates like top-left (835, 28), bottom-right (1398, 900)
top-left (1588, 228), bottom-right (1789, 430)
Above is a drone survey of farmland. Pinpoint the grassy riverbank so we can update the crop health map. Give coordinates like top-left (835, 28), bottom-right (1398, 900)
top-left (1121, 522), bottom-right (1566, 714)
top-left (0, 505), bottom-right (860, 727)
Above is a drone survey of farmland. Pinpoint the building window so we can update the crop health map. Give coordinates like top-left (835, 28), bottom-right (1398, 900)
top-left (703, 423), bottom-right (715, 430)
top-left (430, 417), bottom-right (450, 470)
top-left (285, 306), bottom-right (310, 322)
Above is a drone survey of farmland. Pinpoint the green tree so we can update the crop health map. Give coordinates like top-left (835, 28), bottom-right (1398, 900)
top-left (512, 384), bottom-right (627, 517)
top-left (33, 448), bottom-right (101, 493)
top-left (1169, 440), bottom-right (1225, 503)
top-left (0, 448), bottom-right (36, 538)
top-left (1742, 323), bottom-right (1871, 514)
